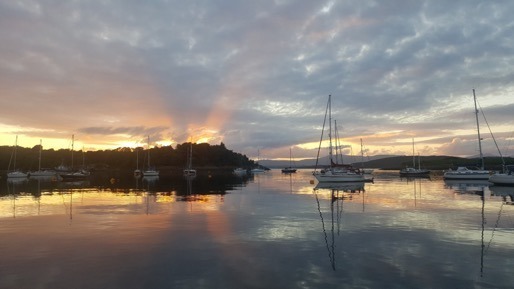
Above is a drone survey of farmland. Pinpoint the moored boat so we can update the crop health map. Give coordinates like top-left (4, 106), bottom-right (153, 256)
top-left (312, 95), bottom-right (367, 183)
top-left (489, 165), bottom-right (514, 186)
top-left (444, 90), bottom-right (492, 180)
top-left (399, 139), bottom-right (430, 177)
top-left (30, 139), bottom-right (56, 177)
top-left (443, 166), bottom-right (491, 180)
top-left (7, 135), bottom-right (28, 179)
top-left (183, 142), bottom-right (196, 177)
top-left (143, 136), bottom-right (159, 177)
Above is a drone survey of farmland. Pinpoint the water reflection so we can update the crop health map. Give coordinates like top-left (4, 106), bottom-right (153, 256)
top-left (444, 179), bottom-right (491, 192)
top-left (489, 185), bottom-right (514, 205)
top-left (0, 169), bottom-right (513, 289)
top-left (314, 182), bottom-right (366, 270)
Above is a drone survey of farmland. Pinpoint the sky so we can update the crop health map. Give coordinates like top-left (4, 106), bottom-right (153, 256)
top-left (1, 0), bottom-right (513, 161)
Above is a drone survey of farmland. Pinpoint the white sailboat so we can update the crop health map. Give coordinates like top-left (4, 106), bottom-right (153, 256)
top-left (399, 139), bottom-right (430, 177)
top-left (59, 135), bottom-right (90, 180)
top-left (359, 138), bottom-right (374, 175)
top-left (29, 139), bottom-right (56, 177)
top-left (313, 95), bottom-right (366, 183)
top-left (7, 135), bottom-right (28, 178)
top-left (142, 136), bottom-right (159, 177)
top-left (134, 146), bottom-right (142, 177)
top-left (281, 148), bottom-right (297, 173)
top-left (444, 89), bottom-right (491, 180)
top-left (251, 150), bottom-right (265, 173)
top-left (489, 165), bottom-right (514, 186)
top-left (183, 142), bottom-right (197, 177)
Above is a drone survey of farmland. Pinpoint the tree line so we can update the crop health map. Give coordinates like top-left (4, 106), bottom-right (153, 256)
top-left (1, 142), bottom-right (255, 172)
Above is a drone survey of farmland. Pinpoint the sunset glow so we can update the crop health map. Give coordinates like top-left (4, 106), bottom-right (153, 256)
top-left (1, 1), bottom-right (513, 160)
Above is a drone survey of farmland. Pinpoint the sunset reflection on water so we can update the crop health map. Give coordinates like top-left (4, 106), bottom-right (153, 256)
top-left (1, 169), bottom-right (513, 289)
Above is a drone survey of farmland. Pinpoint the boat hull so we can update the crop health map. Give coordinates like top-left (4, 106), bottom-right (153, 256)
top-left (30, 170), bottom-right (57, 177)
top-left (313, 172), bottom-right (366, 183)
top-left (143, 170), bottom-right (159, 177)
top-left (314, 181), bottom-right (365, 191)
top-left (489, 174), bottom-right (514, 186)
top-left (183, 169), bottom-right (197, 177)
top-left (443, 167), bottom-right (490, 180)
top-left (443, 173), bottom-right (490, 180)
top-left (7, 171), bottom-right (28, 178)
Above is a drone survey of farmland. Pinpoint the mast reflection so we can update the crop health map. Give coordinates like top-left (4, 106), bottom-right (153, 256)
top-left (314, 182), bottom-right (365, 270)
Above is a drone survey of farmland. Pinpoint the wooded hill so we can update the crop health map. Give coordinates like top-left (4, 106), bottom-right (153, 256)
top-left (1, 142), bottom-right (255, 172)
top-left (355, 155), bottom-right (512, 171)
top-left (261, 155), bottom-right (513, 171)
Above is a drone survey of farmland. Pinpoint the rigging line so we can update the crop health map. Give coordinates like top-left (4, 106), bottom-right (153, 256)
top-left (314, 95), bottom-right (331, 170)
top-left (477, 101), bottom-right (505, 168)
top-left (315, 191), bottom-right (335, 270)
top-left (336, 191), bottom-right (344, 236)
top-left (485, 202), bottom-right (504, 255)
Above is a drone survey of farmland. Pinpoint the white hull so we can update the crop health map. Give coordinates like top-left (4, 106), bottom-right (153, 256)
top-left (489, 174), bottom-right (514, 186)
top-left (313, 171), bottom-right (366, 183)
top-left (443, 172), bottom-right (490, 180)
top-left (251, 169), bottom-right (265, 173)
top-left (233, 168), bottom-right (247, 175)
top-left (143, 170), bottom-right (159, 177)
top-left (30, 170), bottom-right (56, 177)
top-left (60, 170), bottom-right (90, 180)
top-left (443, 167), bottom-right (490, 180)
top-left (183, 169), bottom-right (197, 177)
top-left (7, 171), bottom-right (28, 178)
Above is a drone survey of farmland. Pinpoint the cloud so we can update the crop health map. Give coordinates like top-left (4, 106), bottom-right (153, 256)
top-left (1, 0), bottom-right (513, 159)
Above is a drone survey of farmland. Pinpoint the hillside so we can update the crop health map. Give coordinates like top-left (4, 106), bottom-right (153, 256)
top-left (261, 155), bottom-right (513, 171)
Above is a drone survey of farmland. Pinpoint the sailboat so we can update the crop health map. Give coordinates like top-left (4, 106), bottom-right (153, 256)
top-left (59, 135), bottom-right (90, 180)
top-left (313, 95), bottom-right (366, 182)
top-left (29, 139), bottom-right (56, 177)
top-left (142, 136), bottom-right (159, 177)
top-left (489, 165), bottom-right (514, 186)
top-left (251, 150), bottom-right (266, 173)
top-left (399, 138), bottom-right (430, 177)
top-left (359, 138), bottom-right (374, 175)
top-left (183, 142), bottom-right (197, 177)
top-left (7, 135), bottom-right (28, 178)
top-left (281, 148), bottom-right (297, 173)
top-left (134, 146), bottom-right (142, 177)
top-left (444, 89), bottom-right (491, 180)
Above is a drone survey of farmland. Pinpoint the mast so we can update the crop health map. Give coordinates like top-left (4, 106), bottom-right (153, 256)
top-left (188, 142), bottom-right (193, 169)
top-left (473, 89), bottom-right (484, 170)
top-left (289, 148), bottom-right (292, 167)
top-left (136, 147), bottom-right (139, 170)
top-left (411, 138), bottom-right (415, 168)
top-left (360, 138), bottom-right (364, 169)
top-left (71, 134), bottom-right (75, 169)
top-left (328, 95), bottom-right (333, 166)
top-left (13, 135), bottom-right (18, 171)
top-left (38, 139), bottom-right (42, 171)
top-left (147, 135), bottom-right (151, 169)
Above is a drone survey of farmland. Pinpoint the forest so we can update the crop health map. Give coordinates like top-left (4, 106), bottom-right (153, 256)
top-left (0, 142), bottom-right (255, 172)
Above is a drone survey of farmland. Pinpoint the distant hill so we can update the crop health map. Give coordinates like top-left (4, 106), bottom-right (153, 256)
top-left (260, 155), bottom-right (396, 168)
top-left (261, 155), bottom-right (513, 171)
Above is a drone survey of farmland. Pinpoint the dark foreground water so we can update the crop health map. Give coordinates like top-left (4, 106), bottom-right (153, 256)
top-left (1, 169), bottom-right (513, 289)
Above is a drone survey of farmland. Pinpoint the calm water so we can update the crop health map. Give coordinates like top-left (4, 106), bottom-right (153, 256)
top-left (1, 169), bottom-right (513, 289)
